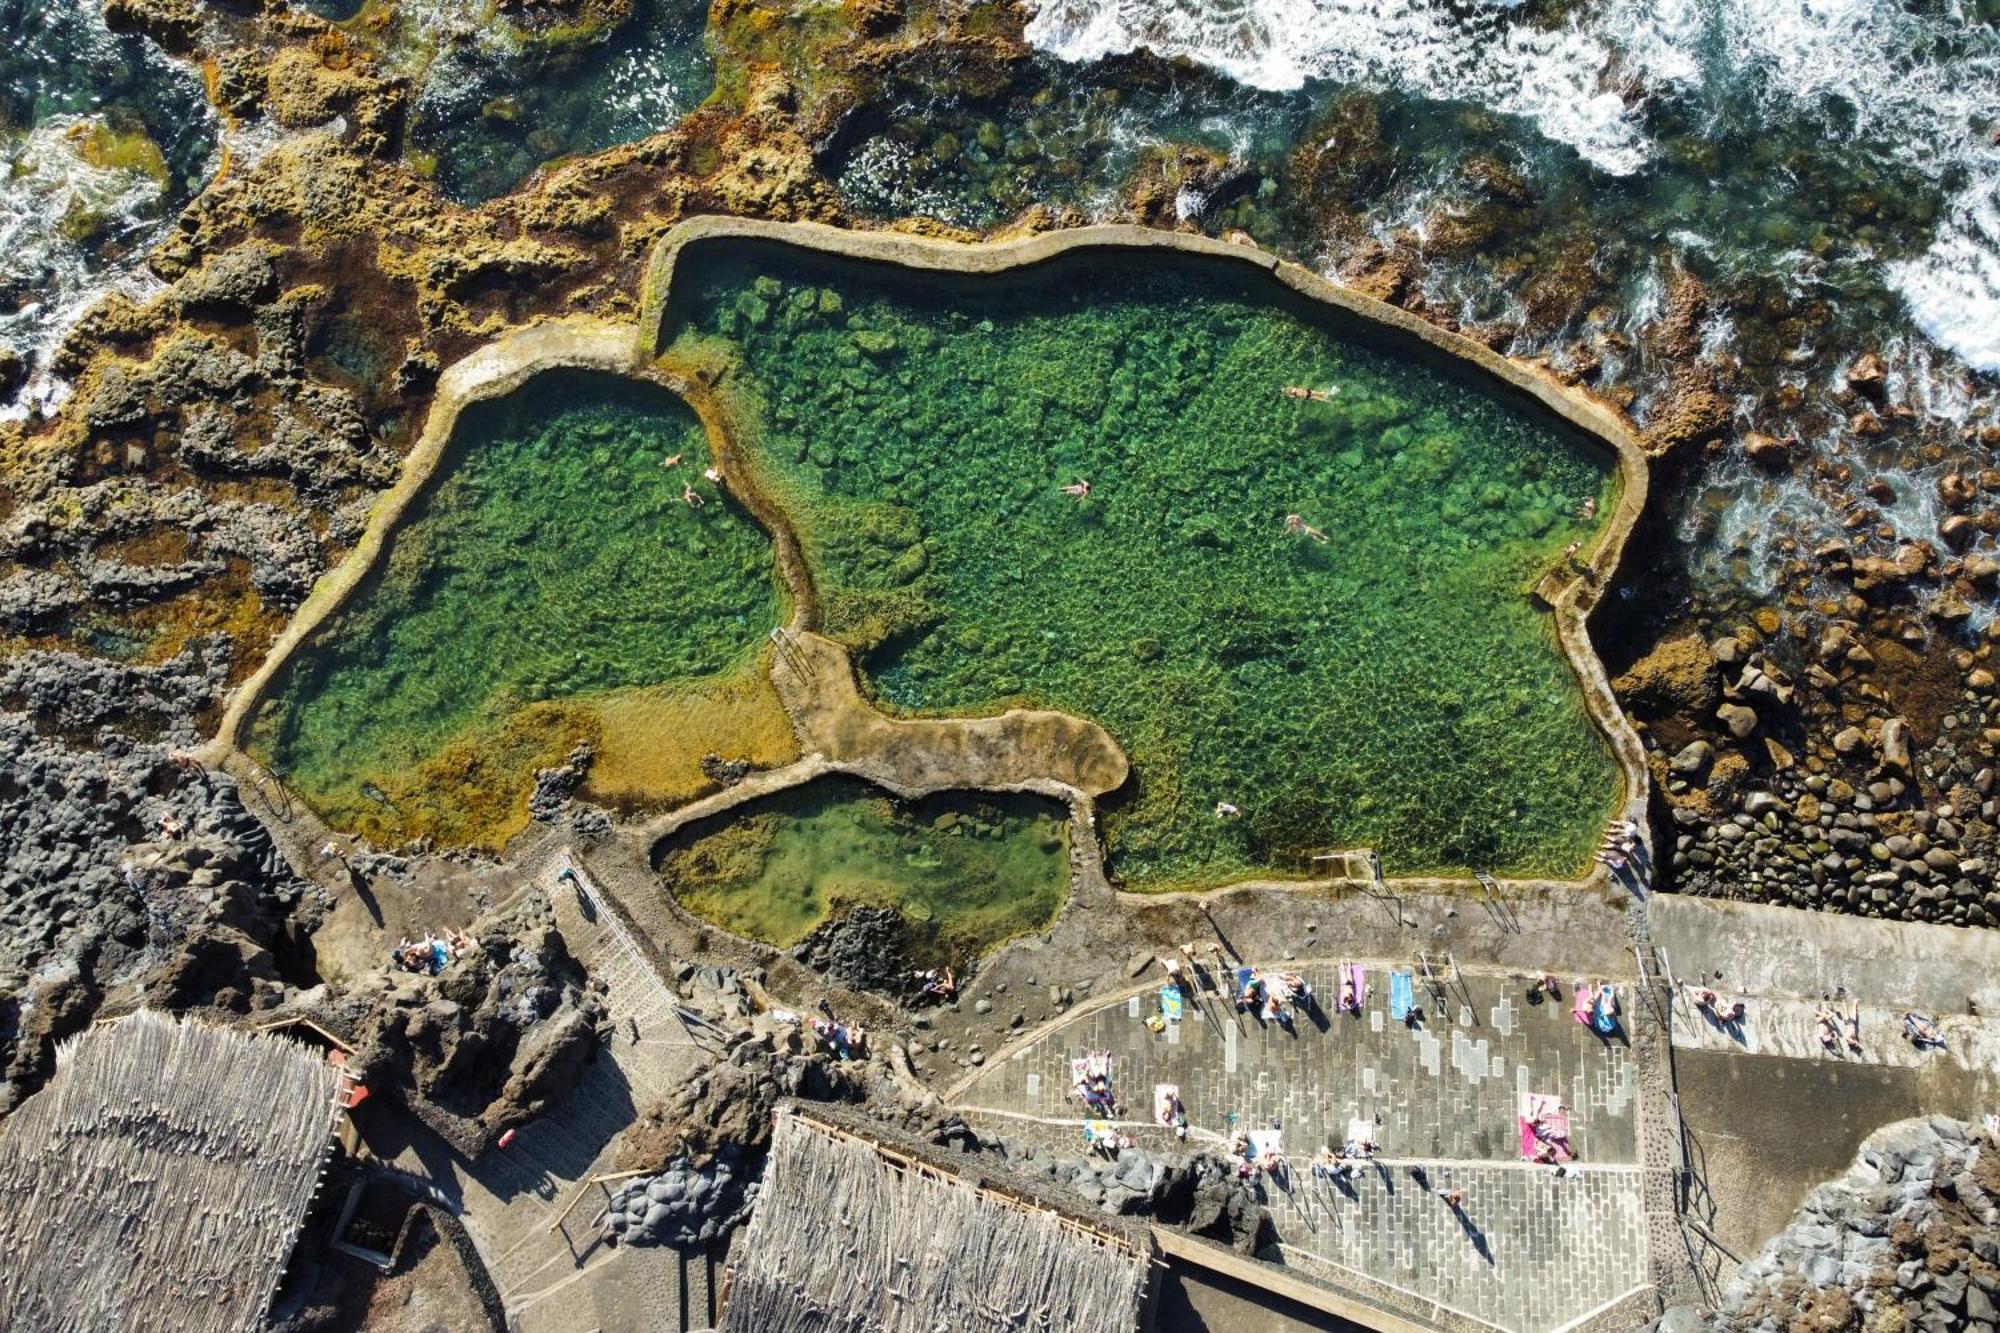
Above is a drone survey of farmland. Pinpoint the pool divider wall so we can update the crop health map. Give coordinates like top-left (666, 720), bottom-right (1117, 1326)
top-left (209, 217), bottom-right (1652, 903)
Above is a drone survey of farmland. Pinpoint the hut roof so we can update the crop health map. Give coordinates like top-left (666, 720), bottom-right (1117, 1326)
top-left (721, 1108), bottom-right (1151, 1333)
top-left (0, 1010), bottom-right (340, 1333)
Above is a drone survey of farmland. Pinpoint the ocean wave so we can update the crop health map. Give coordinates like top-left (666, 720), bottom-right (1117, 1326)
top-left (0, 0), bottom-right (217, 417)
top-left (1024, 0), bottom-right (1651, 174)
top-left (1027, 0), bottom-right (2000, 373)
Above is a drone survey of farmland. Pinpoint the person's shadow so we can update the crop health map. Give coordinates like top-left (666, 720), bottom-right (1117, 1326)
top-left (347, 868), bottom-right (384, 926)
top-left (1453, 1207), bottom-right (1495, 1265)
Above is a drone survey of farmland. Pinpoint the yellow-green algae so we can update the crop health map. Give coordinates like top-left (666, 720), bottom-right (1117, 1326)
top-left (249, 369), bottom-right (788, 846)
top-left (666, 241), bottom-right (1622, 887)
top-left (660, 776), bottom-right (1071, 961)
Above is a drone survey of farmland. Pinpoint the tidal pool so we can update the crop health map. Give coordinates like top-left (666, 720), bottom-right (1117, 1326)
top-left (665, 240), bottom-right (1622, 887)
top-left (658, 777), bottom-right (1071, 960)
top-left (249, 369), bottom-right (789, 847)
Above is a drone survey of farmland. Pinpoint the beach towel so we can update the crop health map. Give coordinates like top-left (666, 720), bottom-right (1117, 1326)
top-left (1159, 984), bottom-right (1185, 1022)
top-left (1249, 1129), bottom-right (1284, 1159)
top-left (1083, 1120), bottom-right (1118, 1148)
top-left (1389, 971), bottom-right (1414, 1021)
top-left (1593, 985), bottom-right (1619, 1035)
top-left (1154, 1084), bottom-right (1180, 1126)
top-left (1347, 964), bottom-right (1368, 1010)
top-left (1518, 1092), bottom-right (1573, 1163)
top-left (1573, 982), bottom-right (1596, 1027)
top-left (1235, 966), bottom-right (1258, 997)
top-left (1345, 1118), bottom-right (1374, 1152)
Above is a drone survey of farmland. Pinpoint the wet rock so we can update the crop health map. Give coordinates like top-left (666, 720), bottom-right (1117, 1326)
top-left (792, 904), bottom-right (916, 994)
top-left (1845, 351), bottom-right (1889, 400)
top-left (1613, 634), bottom-right (1719, 729)
top-left (1742, 431), bottom-right (1792, 468)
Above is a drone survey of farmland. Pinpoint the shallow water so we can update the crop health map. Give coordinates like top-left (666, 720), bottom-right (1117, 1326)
top-left (0, 0), bottom-right (216, 412)
top-left (667, 241), bottom-right (1621, 886)
top-left (405, 0), bottom-right (714, 203)
top-left (251, 369), bottom-right (785, 845)
top-left (659, 777), bottom-right (1071, 960)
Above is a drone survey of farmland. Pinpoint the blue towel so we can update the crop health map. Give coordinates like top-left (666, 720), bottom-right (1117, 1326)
top-left (1593, 986), bottom-right (1618, 1034)
top-left (1390, 971), bottom-right (1414, 1021)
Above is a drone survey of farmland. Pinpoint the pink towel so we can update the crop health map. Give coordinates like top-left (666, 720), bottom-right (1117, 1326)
top-left (1347, 964), bottom-right (1368, 1009)
top-left (1572, 983), bottom-right (1595, 1026)
top-left (1519, 1093), bottom-right (1573, 1162)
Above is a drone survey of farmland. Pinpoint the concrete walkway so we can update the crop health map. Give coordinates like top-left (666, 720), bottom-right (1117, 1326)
top-left (951, 957), bottom-right (1649, 1333)
top-left (372, 850), bottom-right (715, 1332)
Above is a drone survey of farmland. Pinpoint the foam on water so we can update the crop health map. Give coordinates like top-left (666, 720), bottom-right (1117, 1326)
top-left (1026, 0), bottom-right (2000, 375)
top-left (1026, 0), bottom-right (1649, 174)
top-left (0, 0), bottom-right (216, 415)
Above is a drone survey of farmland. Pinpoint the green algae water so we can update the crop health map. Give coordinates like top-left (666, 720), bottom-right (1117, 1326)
top-left (666, 241), bottom-right (1622, 887)
top-left (250, 369), bottom-right (784, 844)
top-left (659, 777), bottom-right (1071, 959)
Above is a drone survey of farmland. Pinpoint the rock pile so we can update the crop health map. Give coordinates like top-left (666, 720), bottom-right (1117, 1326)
top-left (1644, 1116), bottom-right (1999, 1333)
top-left (335, 895), bottom-right (608, 1151)
top-left (969, 1133), bottom-right (1266, 1250)
top-left (1623, 617), bottom-right (1997, 926)
top-left (601, 1146), bottom-right (759, 1249)
top-left (791, 904), bottom-right (918, 994)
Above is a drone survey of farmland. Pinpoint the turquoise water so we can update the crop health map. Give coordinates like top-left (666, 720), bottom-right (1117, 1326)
top-left (667, 241), bottom-right (1622, 886)
top-left (251, 369), bottom-right (783, 842)
top-left (659, 776), bottom-right (1071, 960)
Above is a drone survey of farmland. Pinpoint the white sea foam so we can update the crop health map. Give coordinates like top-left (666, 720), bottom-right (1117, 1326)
top-left (0, 116), bottom-right (174, 418)
top-left (1025, 0), bottom-right (1650, 174)
top-left (1026, 0), bottom-right (2000, 374)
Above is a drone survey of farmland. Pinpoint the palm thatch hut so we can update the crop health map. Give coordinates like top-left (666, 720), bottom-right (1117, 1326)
top-left (721, 1107), bottom-right (1153, 1332)
top-left (0, 1010), bottom-right (341, 1332)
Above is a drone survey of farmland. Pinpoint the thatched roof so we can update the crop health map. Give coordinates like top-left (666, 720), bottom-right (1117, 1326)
top-left (0, 1011), bottom-right (340, 1332)
top-left (722, 1108), bottom-right (1151, 1333)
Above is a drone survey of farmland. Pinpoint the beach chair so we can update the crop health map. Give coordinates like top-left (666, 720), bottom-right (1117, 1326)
top-left (1389, 970), bottom-right (1414, 1022)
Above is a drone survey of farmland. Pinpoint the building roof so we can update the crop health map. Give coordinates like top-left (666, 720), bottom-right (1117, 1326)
top-left (721, 1107), bottom-right (1152, 1333)
top-left (0, 1010), bottom-right (340, 1332)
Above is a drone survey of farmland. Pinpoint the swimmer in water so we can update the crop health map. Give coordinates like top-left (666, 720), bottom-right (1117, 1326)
top-left (1285, 513), bottom-right (1329, 543)
top-left (660, 453), bottom-right (683, 470)
top-left (1282, 385), bottom-right (1338, 402)
top-left (1060, 479), bottom-right (1091, 500)
top-left (1577, 495), bottom-right (1598, 521)
top-left (704, 466), bottom-right (723, 484)
top-left (682, 484), bottom-right (704, 508)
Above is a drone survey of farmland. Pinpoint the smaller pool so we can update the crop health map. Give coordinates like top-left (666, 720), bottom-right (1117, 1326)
top-left (657, 777), bottom-right (1071, 961)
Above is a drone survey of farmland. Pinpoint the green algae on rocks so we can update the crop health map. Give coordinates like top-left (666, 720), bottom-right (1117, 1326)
top-left (658, 777), bottom-right (1071, 960)
top-left (666, 240), bottom-right (1622, 888)
top-left (248, 369), bottom-right (786, 846)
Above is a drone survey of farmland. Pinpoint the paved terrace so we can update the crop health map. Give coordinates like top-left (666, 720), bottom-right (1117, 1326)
top-left (951, 958), bottom-right (1649, 1333)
